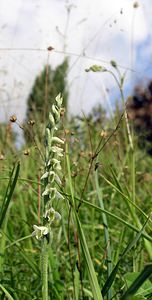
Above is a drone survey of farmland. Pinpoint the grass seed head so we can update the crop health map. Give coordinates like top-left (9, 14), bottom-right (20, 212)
top-left (10, 115), bottom-right (17, 123)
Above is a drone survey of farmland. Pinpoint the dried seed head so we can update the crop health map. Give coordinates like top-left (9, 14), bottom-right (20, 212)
top-left (0, 152), bottom-right (5, 160)
top-left (60, 107), bottom-right (65, 117)
top-left (10, 115), bottom-right (17, 123)
top-left (65, 129), bottom-right (70, 135)
top-left (47, 46), bottom-right (54, 51)
top-left (110, 60), bottom-right (117, 68)
top-left (23, 149), bottom-right (30, 156)
top-left (27, 120), bottom-right (35, 126)
top-left (79, 151), bottom-right (85, 157)
top-left (133, 2), bottom-right (139, 8)
top-left (100, 130), bottom-right (108, 138)
top-left (112, 141), bottom-right (119, 146)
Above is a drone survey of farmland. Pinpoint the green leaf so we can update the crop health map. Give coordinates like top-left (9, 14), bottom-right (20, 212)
top-left (75, 213), bottom-right (103, 300)
top-left (124, 272), bottom-right (152, 297)
top-left (101, 217), bottom-right (150, 297)
top-left (0, 284), bottom-right (14, 300)
top-left (121, 264), bottom-right (152, 299)
top-left (0, 161), bottom-right (20, 229)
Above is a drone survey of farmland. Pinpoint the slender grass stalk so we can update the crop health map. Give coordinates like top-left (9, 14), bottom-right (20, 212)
top-left (113, 227), bottom-right (126, 266)
top-left (0, 161), bottom-right (20, 229)
top-left (102, 216), bottom-right (150, 298)
top-left (18, 194), bottom-right (33, 249)
top-left (2, 233), bottom-right (31, 249)
top-left (120, 264), bottom-right (152, 299)
top-left (0, 284), bottom-right (14, 300)
top-left (65, 141), bottom-right (84, 299)
top-left (100, 170), bottom-right (152, 259)
top-left (95, 170), bottom-right (112, 300)
top-left (42, 240), bottom-right (48, 300)
top-left (73, 198), bottom-right (152, 243)
top-left (65, 142), bottom-right (103, 300)
top-left (0, 213), bottom-right (9, 274)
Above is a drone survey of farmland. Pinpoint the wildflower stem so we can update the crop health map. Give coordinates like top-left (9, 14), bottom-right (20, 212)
top-left (42, 239), bottom-right (48, 300)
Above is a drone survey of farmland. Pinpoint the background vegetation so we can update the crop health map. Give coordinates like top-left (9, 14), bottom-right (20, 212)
top-left (0, 60), bottom-right (152, 300)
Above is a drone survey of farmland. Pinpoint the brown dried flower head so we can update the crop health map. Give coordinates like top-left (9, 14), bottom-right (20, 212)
top-left (10, 115), bottom-right (17, 123)
top-left (47, 46), bottom-right (54, 51)
top-left (27, 120), bottom-right (35, 126)
top-left (60, 107), bottom-right (65, 117)
top-left (133, 2), bottom-right (139, 8)
top-left (23, 149), bottom-right (30, 156)
top-left (100, 130), bottom-right (108, 138)
top-left (0, 152), bottom-right (5, 160)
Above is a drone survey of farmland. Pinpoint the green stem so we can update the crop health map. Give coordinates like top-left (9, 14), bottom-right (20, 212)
top-left (42, 239), bottom-right (49, 300)
top-left (95, 171), bottom-right (112, 300)
top-left (108, 70), bottom-right (133, 150)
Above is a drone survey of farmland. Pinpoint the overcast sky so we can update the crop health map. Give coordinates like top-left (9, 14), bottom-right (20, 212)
top-left (0, 0), bottom-right (152, 123)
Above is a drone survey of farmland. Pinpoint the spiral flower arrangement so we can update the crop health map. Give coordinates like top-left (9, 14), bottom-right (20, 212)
top-left (32, 94), bottom-right (64, 242)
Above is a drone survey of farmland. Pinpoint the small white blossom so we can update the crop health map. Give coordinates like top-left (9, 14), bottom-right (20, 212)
top-left (49, 171), bottom-right (55, 183)
top-left (49, 113), bottom-right (55, 126)
top-left (56, 190), bottom-right (64, 200)
top-left (55, 94), bottom-right (63, 108)
top-left (51, 137), bottom-right (64, 144)
top-left (32, 225), bottom-right (49, 240)
top-left (49, 187), bottom-right (56, 199)
top-left (44, 208), bottom-right (61, 224)
top-left (42, 187), bottom-right (50, 197)
top-left (41, 172), bottom-right (49, 180)
top-left (52, 104), bottom-right (60, 122)
top-left (51, 146), bottom-right (63, 157)
top-left (52, 158), bottom-right (61, 170)
top-left (55, 174), bottom-right (62, 184)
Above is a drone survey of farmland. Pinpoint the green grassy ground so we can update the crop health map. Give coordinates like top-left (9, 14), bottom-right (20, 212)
top-left (0, 101), bottom-right (152, 300)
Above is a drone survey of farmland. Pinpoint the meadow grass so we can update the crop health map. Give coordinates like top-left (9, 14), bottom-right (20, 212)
top-left (0, 87), bottom-right (152, 300)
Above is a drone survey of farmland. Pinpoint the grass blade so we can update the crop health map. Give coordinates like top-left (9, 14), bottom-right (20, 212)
top-left (75, 213), bottom-right (103, 300)
top-left (95, 170), bottom-right (112, 299)
top-left (0, 284), bottom-right (14, 300)
top-left (101, 217), bottom-right (150, 297)
top-left (73, 197), bottom-right (152, 243)
top-left (0, 161), bottom-right (20, 229)
top-left (120, 264), bottom-right (152, 300)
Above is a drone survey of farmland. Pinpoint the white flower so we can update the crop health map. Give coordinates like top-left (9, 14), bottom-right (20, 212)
top-left (44, 207), bottom-right (61, 224)
top-left (49, 113), bottom-right (55, 127)
top-left (42, 187), bottom-right (50, 197)
top-left (56, 190), bottom-right (64, 200)
top-left (52, 158), bottom-right (61, 170)
top-left (32, 225), bottom-right (49, 240)
top-left (49, 171), bottom-right (55, 183)
top-left (54, 211), bottom-right (61, 222)
top-left (52, 104), bottom-right (60, 122)
top-left (49, 187), bottom-right (56, 199)
top-left (51, 137), bottom-right (64, 144)
top-left (51, 146), bottom-right (63, 157)
top-left (55, 93), bottom-right (63, 108)
top-left (55, 174), bottom-right (62, 184)
top-left (41, 172), bottom-right (49, 180)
